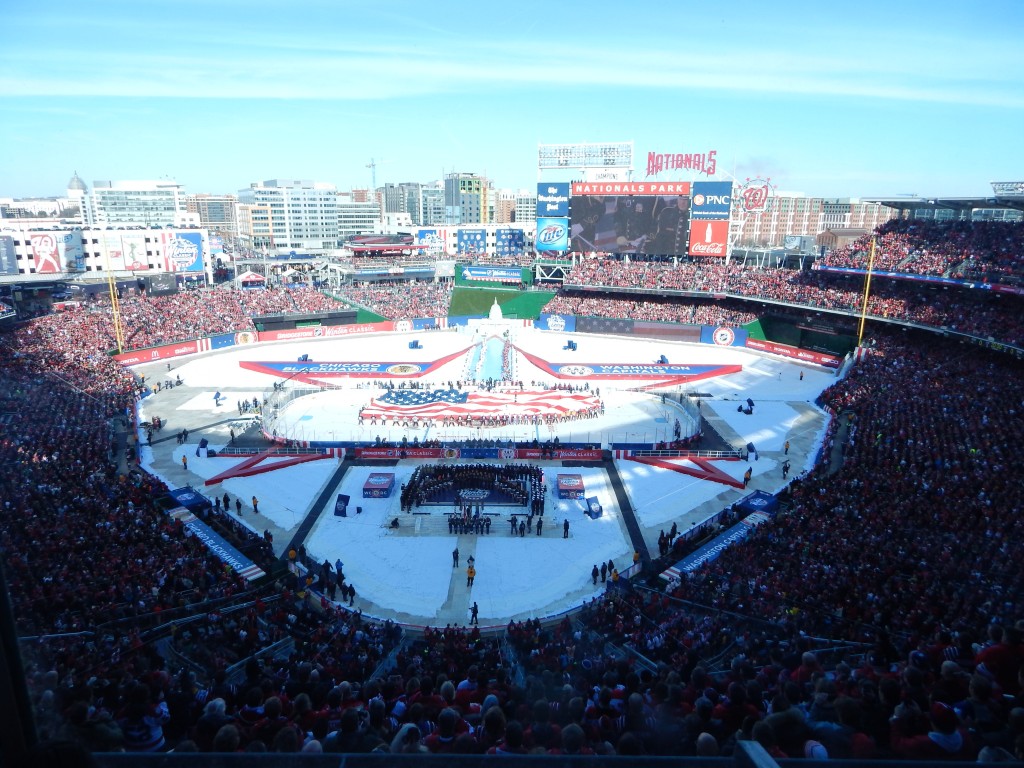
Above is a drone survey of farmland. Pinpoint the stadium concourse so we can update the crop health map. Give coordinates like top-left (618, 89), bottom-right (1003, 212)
top-left (134, 321), bottom-right (832, 628)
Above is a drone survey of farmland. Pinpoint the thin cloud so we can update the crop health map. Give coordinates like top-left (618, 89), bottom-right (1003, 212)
top-left (1, 22), bottom-right (1021, 109)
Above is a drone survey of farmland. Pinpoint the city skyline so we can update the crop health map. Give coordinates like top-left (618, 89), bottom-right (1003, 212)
top-left (1, 0), bottom-right (1022, 200)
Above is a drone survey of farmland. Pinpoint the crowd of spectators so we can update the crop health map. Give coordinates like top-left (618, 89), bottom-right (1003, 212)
top-left (4, 267), bottom-right (1024, 760)
top-left (332, 280), bottom-right (454, 320)
top-left (57, 285), bottom-right (352, 352)
top-left (543, 293), bottom-right (758, 327)
top-left (551, 257), bottom-right (1024, 347)
top-left (819, 218), bottom-right (1024, 283)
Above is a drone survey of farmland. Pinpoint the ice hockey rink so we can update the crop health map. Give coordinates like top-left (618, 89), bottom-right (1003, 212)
top-left (136, 322), bottom-right (836, 628)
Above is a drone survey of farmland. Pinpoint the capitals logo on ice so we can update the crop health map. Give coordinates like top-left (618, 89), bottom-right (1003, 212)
top-left (560, 477), bottom-right (582, 487)
top-left (560, 365), bottom-right (594, 377)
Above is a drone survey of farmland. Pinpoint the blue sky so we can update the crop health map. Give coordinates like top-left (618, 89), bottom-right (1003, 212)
top-left (1, 0), bottom-right (1022, 199)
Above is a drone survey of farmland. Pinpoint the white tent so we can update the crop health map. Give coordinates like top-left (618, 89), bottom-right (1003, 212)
top-left (236, 270), bottom-right (266, 287)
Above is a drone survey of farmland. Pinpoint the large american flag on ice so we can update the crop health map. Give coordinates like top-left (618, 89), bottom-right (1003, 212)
top-left (369, 388), bottom-right (598, 419)
top-left (377, 389), bottom-right (469, 407)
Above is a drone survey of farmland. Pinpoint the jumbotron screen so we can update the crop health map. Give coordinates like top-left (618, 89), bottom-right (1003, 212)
top-left (569, 182), bottom-right (691, 256)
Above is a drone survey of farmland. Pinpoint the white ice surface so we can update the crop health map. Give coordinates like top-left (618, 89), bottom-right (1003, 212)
top-left (134, 327), bottom-right (839, 623)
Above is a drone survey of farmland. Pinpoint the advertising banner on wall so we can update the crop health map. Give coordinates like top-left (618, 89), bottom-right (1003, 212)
top-left (460, 265), bottom-right (522, 283)
top-left (0, 236), bottom-right (18, 275)
top-left (102, 232), bottom-right (127, 271)
top-left (699, 325), bottom-right (748, 347)
top-left (535, 313), bottom-right (577, 333)
top-left (120, 233), bottom-right (150, 270)
top-left (745, 338), bottom-right (841, 368)
top-left (456, 229), bottom-right (486, 256)
top-left (209, 235), bottom-right (224, 261)
top-left (30, 233), bottom-right (63, 273)
top-left (536, 182), bottom-right (570, 217)
top-left (535, 218), bottom-right (569, 252)
top-left (417, 229), bottom-right (445, 256)
top-left (495, 228), bottom-right (525, 256)
top-left (691, 181), bottom-right (733, 220)
top-left (687, 219), bottom-right (729, 257)
top-left (569, 185), bottom-right (691, 256)
top-left (256, 322), bottom-right (394, 342)
top-left (114, 340), bottom-right (201, 365)
top-left (162, 231), bottom-right (205, 272)
top-left (59, 231), bottom-right (86, 271)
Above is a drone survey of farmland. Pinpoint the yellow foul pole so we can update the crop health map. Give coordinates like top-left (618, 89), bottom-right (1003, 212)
top-left (104, 253), bottom-right (125, 354)
top-left (857, 237), bottom-right (877, 346)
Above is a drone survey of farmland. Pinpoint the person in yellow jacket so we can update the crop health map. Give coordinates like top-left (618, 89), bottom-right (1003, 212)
top-left (466, 564), bottom-right (476, 587)
top-left (611, 568), bottom-right (620, 589)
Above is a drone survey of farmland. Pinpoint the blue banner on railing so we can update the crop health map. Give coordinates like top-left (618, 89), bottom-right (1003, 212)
top-left (666, 511), bottom-right (771, 577)
top-left (169, 486), bottom-right (212, 512)
top-left (165, 504), bottom-right (265, 581)
top-left (735, 490), bottom-right (778, 516)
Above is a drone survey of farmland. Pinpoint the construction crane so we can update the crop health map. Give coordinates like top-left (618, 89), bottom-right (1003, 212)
top-left (366, 158), bottom-right (382, 190)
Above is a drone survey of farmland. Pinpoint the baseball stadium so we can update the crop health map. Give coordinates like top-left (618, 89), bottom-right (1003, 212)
top-left (2, 171), bottom-right (1024, 767)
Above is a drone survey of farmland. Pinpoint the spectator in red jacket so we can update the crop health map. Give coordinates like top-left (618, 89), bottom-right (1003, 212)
top-left (891, 700), bottom-right (975, 761)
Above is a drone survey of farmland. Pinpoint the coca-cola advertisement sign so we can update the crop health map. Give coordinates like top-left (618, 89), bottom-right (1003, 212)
top-left (687, 220), bottom-right (729, 257)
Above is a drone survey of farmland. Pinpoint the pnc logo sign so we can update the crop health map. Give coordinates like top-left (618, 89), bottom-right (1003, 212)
top-left (693, 194), bottom-right (730, 206)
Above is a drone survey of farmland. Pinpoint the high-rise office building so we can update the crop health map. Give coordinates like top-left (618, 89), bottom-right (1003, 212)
top-left (493, 189), bottom-right (537, 224)
top-left (336, 191), bottom-right (382, 240)
top-left (237, 179), bottom-right (338, 255)
top-left (82, 179), bottom-right (190, 228)
top-left (444, 173), bottom-right (490, 225)
top-left (186, 193), bottom-right (238, 236)
top-left (382, 181), bottom-right (446, 226)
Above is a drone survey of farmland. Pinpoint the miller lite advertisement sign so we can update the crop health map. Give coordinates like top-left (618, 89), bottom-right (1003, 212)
top-left (535, 217), bottom-right (569, 251)
top-left (688, 219), bottom-right (729, 257)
